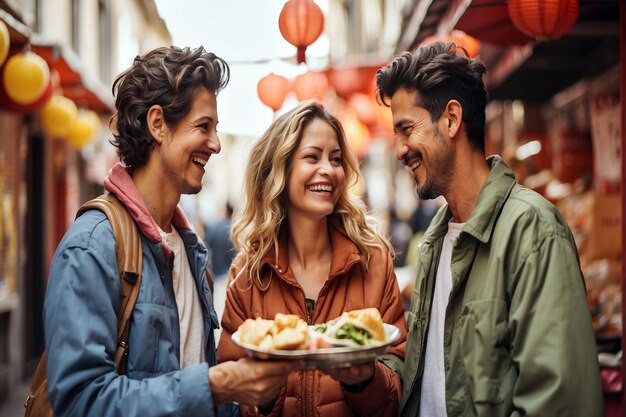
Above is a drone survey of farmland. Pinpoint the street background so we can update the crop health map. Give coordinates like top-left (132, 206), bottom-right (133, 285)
top-left (0, 0), bottom-right (623, 415)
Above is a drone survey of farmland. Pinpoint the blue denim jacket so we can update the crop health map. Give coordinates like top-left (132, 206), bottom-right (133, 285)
top-left (44, 163), bottom-right (231, 416)
top-left (44, 206), bottom-right (223, 416)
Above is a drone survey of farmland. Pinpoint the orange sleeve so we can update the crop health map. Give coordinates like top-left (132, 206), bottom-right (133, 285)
top-left (217, 261), bottom-right (251, 363)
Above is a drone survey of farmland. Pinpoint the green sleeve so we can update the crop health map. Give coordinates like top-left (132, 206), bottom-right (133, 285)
top-left (508, 233), bottom-right (604, 417)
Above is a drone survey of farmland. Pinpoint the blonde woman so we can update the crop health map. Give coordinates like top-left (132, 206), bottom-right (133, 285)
top-left (217, 100), bottom-right (407, 417)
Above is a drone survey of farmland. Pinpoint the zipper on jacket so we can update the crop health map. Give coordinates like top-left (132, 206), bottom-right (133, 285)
top-left (299, 286), bottom-right (317, 416)
top-left (304, 369), bottom-right (315, 416)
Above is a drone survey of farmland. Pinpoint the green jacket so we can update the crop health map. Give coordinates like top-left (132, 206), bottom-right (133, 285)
top-left (400, 156), bottom-right (603, 417)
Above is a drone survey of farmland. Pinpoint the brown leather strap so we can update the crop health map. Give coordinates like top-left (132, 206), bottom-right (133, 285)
top-left (77, 193), bottom-right (143, 374)
top-left (24, 194), bottom-right (143, 415)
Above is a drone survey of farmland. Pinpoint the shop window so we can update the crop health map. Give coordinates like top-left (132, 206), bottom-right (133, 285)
top-left (71, 0), bottom-right (81, 55)
top-left (98, 0), bottom-right (112, 85)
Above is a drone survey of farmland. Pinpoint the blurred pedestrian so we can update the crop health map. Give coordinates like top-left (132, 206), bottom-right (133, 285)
top-left (218, 100), bottom-right (407, 417)
top-left (205, 203), bottom-right (236, 278)
top-left (43, 45), bottom-right (300, 417)
top-left (376, 41), bottom-right (603, 417)
top-left (388, 206), bottom-right (414, 267)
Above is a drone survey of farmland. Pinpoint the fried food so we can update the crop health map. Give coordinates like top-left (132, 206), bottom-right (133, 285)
top-left (238, 313), bottom-right (308, 351)
top-left (238, 318), bottom-right (275, 346)
top-left (237, 308), bottom-right (388, 351)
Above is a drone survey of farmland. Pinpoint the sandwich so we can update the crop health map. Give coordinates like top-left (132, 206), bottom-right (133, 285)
top-left (311, 307), bottom-right (387, 349)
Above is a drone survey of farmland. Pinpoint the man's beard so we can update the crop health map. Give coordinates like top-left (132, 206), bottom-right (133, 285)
top-left (415, 175), bottom-right (444, 200)
top-left (415, 134), bottom-right (455, 201)
top-left (182, 183), bottom-right (202, 195)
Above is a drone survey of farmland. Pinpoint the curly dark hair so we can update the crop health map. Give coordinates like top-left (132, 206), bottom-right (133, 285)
top-left (111, 46), bottom-right (230, 168)
top-left (376, 41), bottom-right (487, 152)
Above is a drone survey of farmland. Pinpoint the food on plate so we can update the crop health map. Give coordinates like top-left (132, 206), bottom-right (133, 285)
top-left (236, 308), bottom-right (389, 352)
top-left (311, 307), bottom-right (387, 349)
top-left (238, 313), bottom-right (309, 351)
top-left (238, 317), bottom-right (274, 346)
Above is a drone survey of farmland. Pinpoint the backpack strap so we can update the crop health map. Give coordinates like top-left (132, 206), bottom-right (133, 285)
top-left (77, 193), bottom-right (143, 374)
top-left (23, 194), bottom-right (143, 414)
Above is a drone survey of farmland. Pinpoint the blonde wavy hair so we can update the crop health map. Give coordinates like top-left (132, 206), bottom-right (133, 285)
top-left (231, 100), bottom-right (394, 290)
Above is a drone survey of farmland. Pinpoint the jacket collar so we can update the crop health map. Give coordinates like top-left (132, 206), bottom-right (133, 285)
top-left (103, 162), bottom-right (195, 256)
top-left (259, 226), bottom-right (364, 279)
top-left (422, 155), bottom-right (516, 245)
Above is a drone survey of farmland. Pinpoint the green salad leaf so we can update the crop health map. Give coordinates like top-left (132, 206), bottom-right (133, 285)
top-left (334, 325), bottom-right (372, 346)
top-left (314, 323), bottom-right (328, 333)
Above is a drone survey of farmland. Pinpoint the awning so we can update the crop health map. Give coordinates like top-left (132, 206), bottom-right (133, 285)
top-left (29, 44), bottom-right (113, 114)
top-left (456, 0), bottom-right (621, 102)
top-left (454, 0), bottom-right (532, 47)
top-left (0, 9), bottom-right (113, 114)
top-left (395, 0), bottom-right (621, 103)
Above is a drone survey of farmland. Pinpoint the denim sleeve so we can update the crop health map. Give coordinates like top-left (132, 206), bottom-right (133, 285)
top-left (44, 220), bottom-right (215, 417)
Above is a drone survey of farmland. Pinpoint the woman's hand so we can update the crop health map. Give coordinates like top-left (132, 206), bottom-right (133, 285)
top-left (324, 361), bottom-right (375, 387)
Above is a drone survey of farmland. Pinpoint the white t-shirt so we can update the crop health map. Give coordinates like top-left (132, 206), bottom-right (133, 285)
top-left (419, 220), bottom-right (465, 417)
top-left (158, 225), bottom-right (206, 368)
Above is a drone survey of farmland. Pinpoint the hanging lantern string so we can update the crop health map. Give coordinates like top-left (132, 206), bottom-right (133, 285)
top-left (222, 54), bottom-right (304, 66)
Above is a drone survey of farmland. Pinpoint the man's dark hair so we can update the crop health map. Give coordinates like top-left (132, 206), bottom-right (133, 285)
top-left (111, 46), bottom-right (230, 168)
top-left (376, 41), bottom-right (487, 152)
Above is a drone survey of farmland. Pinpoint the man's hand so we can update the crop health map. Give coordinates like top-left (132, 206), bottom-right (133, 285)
top-left (209, 358), bottom-right (301, 406)
top-left (324, 361), bottom-right (375, 386)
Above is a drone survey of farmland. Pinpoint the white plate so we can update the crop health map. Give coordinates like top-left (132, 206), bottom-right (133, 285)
top-left (231, 323), bottom-right (401, 369)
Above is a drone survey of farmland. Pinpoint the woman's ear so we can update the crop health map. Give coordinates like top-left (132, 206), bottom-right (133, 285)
top-left (444, 100), bottom-right (462, 138)
top-left (147, 105), bottom-right (165, 144)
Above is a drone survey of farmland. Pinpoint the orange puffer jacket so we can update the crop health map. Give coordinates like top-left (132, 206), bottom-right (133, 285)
top-left (218, 227), bottom-right (407, 417)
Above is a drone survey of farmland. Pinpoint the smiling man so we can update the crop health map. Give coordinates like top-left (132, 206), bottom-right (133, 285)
top-left (376, 42), bottom-right (603, 417)
top-left (43, 46), bottom-right (300, 417)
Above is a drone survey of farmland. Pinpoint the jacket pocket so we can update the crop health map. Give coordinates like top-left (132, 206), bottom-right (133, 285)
top-left (455, 299), bottom-right (511, 405)
top-left (128, 303), bottom-right (178, 375)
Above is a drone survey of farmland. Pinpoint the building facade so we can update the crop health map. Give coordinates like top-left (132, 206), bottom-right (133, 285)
top-left (0, 0), bottom-right (171, 406)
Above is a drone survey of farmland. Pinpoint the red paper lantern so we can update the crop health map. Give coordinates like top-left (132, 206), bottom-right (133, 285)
top-left (330, 67), bottom-right (364, 98)
top-left (336, 107), bottom-right (370, 159)
top-left (294, 70), bottom-right (328, 101)
top-left (508, 0), bottom-right (579, 40)
top-left (448, 30), bottom-right (480, 58)
top-left (257, 73), bottom-right (290, 111)
top-left (348, 93), bottom-right (377, 126)
top-left (279, 0), bottom-right (324, 64)
top-left (423, 30), bottom-right (480, 58)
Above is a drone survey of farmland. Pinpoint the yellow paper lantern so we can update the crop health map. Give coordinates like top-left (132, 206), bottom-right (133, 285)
top-left (3, 51), bottom-right (50, 105)
top-left (0, 20), bottom-right (9, 66)
top-left (66, 109), bottom-right (101, 149)
top-left (42, 95), bottom-right (78, 137)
